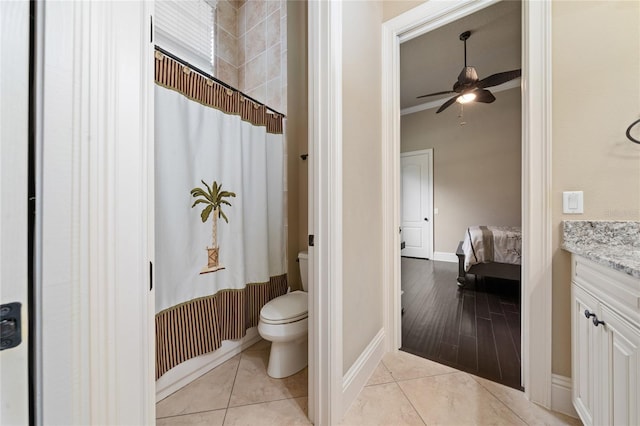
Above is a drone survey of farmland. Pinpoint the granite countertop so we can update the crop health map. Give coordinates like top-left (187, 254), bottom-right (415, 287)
top-left (562, 221), bottom-right (640, 279)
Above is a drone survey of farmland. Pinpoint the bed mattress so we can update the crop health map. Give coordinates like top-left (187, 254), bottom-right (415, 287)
top-left (462, 226), bottom-right (522, 272)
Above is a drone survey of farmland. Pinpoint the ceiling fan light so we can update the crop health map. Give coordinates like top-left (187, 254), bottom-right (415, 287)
top-left (457, 93), bottom-right (477, 104)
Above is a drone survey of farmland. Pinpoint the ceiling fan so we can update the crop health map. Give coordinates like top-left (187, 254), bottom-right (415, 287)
top-left (416, 30), bottom-right (521, 114)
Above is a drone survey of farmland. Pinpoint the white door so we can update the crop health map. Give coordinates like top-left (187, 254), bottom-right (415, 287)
top-left (400, 150), bottom-right (433, 259)
top-left (0, 0), bottom-right (30, 423)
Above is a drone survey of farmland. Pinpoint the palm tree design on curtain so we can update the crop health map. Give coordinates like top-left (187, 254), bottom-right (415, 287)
top-left (191, 180), bottom-right (236, 273)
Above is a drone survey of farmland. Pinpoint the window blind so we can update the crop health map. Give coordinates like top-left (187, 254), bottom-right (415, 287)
top-left (155, 0), bottom-right (216, 73)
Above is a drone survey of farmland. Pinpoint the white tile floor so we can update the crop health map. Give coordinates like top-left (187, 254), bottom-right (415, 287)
top-left (156, 340), bottom-right (581, 425)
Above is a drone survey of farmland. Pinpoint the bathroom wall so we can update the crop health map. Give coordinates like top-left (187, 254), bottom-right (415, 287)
top-left (551, 0), bottom-right (640, 377)
top-left (214, 0), bottom-right (240, 88)
top-left (214, 0), bottom-right (288, 114)
top-left (285, 0), bottom-right (308, 292)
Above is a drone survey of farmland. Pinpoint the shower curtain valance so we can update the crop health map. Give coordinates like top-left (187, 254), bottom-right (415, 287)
top-left (154, 51), bottom-right (284, 134)
top-left (154, 53), bottom-right (287, 379)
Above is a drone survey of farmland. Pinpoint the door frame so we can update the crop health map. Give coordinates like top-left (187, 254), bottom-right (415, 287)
top-left (400, 149), bottom-right (434, 260)
top-left (37, 2), bottom-right (155, 423)
top-left (382, 0), bottom-right (553, 408)
top-left (308, 0), bottom-right (343, 424)
top-left (0, 0), bottom-right (31, 423)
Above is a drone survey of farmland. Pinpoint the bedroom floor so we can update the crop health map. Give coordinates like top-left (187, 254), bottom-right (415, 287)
top-left (155, 340), bottom-right (579, 425)
top-left (401, 257), bottom-right (522, 390)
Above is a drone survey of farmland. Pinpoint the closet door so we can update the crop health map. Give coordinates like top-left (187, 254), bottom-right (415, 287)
top-left (400, 150), bottom-right (433, 259)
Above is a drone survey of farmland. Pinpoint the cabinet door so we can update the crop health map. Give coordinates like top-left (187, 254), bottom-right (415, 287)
top-left (599, 305), bottom-right (640, 426)
top-left (572, 285), bottom-right (599, 425)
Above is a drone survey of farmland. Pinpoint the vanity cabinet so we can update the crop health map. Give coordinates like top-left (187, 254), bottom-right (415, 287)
top-left (571, 255), bottom-right (640, 426)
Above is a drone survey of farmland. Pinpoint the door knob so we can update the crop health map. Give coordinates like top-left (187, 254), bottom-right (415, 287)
top-left (424, 218), bottom-right (429, 221)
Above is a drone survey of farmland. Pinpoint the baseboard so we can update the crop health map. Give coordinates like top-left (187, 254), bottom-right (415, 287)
top-left (550, 374), bottom-right (578, 419)
top-left (433, 251), bottom-right (458, 263)
top-left (155, 328), bottom-right (261, 402)
top-left (341, 328), bottom-right (385, 418)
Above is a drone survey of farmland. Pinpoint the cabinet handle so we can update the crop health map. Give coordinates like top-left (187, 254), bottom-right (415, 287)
top-left (584, 309), bottom-right (596, 319)
top-left (592, 316), bottom-right (605, 327)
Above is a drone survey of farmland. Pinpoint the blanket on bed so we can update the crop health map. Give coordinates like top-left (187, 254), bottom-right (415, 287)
top-left (462, 226), bottom-right (522, 272)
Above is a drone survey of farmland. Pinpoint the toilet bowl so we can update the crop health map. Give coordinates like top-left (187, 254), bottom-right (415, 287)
top-left (258, 251), bottom-right (308, 378)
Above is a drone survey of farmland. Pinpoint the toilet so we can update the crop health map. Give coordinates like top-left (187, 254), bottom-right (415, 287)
top-left (258, 250), bottom-right (308, 378)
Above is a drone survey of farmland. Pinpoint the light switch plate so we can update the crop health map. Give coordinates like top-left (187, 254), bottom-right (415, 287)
top-left (563, 191), bottom-right (584, 214)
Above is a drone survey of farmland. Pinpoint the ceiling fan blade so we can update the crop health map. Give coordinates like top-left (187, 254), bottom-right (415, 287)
top-left (457, 66), bottom-right (479, 85)
top-left (477, 69), bottom-right (521, 89)
top-left (416, 90), bottom-right (456, 99)
top-left (436, 95), bottom-right (459, 113)
top-left (474, 89), bottom-right (496, 103)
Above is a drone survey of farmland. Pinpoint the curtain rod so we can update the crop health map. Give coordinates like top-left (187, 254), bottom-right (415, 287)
top-left (154, 45), bottom-right (285, 117)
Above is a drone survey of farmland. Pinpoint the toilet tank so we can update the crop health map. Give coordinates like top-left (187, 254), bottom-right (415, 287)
top-left (298, 250), bottom-right (309, 291)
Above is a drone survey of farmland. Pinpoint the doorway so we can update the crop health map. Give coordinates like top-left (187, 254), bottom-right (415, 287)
top-left (153, 1), bottom-right (314, 423)
top-left (382, 0), bottom-right (553, 408)
top-left (397, 1), bottom-right (523, 389)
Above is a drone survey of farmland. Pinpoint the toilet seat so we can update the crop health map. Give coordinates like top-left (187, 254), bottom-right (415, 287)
top-left (260, 291), bottom-right (308, 325)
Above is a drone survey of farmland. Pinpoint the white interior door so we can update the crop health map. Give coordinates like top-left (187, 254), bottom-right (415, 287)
top-left (400, 150), bottom-right (433, 259)
top-left (0, 0), bottom-right (30, 424)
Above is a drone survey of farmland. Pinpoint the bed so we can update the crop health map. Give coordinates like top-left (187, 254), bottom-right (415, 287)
top-left (456, 226), bottom-right (521, 287)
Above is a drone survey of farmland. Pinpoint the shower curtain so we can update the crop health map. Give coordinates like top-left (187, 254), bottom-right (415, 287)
top-left (154, 54), bottom-right (287, 378)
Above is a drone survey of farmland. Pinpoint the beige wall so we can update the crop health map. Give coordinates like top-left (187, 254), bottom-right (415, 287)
top-left (382, 0), bottom-right (425, 22)
top-left (551, 0), bottom-right (640, 376)
top-left (401, 88), bottom-right (522, 253)
top-left (342, 0), bottom-right (385, 372)
top-left (285, 0), bottom-right (308, 291)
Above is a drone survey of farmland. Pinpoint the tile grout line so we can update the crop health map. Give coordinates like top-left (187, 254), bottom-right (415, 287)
top-left (468, 374), bottom-right (532, 426)
top-left (223, 347), bottom-right (309, 412)
top-left (390, 377), bottom-right (428, 426)
top-left (392, 368), bottom-right (466, 426)
top-left (156, 407), bottom-right (227, 421)
top-left (221, 353), bottom-right (243, 425)
top-left (393, 370), bottom-right (461, 385)
top-left (382, 357), bottom-right (461, 384)
top-left (226, 394), bottom-right (308, 410)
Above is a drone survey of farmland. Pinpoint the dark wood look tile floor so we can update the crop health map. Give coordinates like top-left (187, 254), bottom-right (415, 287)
top-left (401, 257), bottom-right (522, 390)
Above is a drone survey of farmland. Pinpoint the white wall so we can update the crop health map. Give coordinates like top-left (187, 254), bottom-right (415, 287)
top-left (401, 88), bottom-right (522, 253)
top-left (342, 0), bottom-right (385, 372)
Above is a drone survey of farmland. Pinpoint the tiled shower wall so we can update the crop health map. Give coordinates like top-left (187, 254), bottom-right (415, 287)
top-left (215, 0), bottom-right (287, 114)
